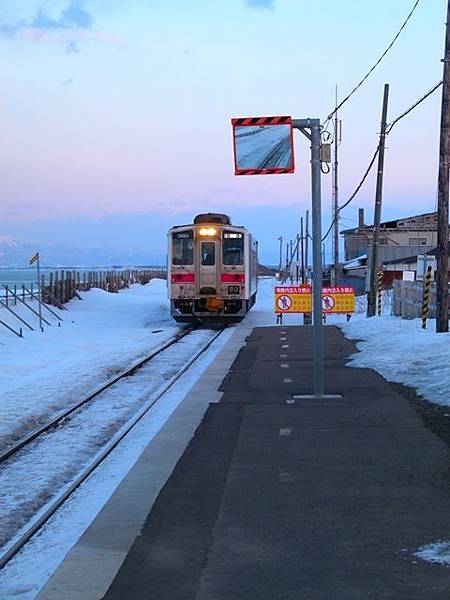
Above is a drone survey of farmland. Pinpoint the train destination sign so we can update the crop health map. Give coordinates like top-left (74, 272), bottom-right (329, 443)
top-left (274, 286), bottom-right (355, 314)
top-left (231, 116), bottom-right (295, 175)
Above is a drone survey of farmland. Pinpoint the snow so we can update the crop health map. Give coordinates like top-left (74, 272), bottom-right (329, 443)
top-left (0, 329), bottom-right (225, 556)
top-left (2, 276), bottom-right (450, 594)
top-left (0, 326), bottom-right (235, 599)
top-left (340, 290), bottom-right (450, 408)
top-left (0, 279), bottom-right (181, 449)
top-left (415, 541), bottom-right (450, 566)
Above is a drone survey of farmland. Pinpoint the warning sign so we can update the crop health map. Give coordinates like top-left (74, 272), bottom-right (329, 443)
top-left (274, 286), bottom-right (312, 313)
top-left (276, 295), bottom-right (292, 311)
top-left (274, 286), bottom-right (355, 314)
top-left (321, 287), bottom-right (355, 313)
top-left (322, 295), bottom-right (335, 311)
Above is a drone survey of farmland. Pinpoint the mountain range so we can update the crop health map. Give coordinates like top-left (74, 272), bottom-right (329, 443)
top-left (0, 235), bottom-right (166, 267)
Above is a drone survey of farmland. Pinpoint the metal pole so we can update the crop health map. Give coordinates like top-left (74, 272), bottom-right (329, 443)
top-left (278, 236), bottom-right (283, 274)
top-left (310, 120), bottom-right (324, 395)
top-left (300, 217), bottom-right (305, 283)
top-left (37, 254), bottom-right (43, 332)
top-left (436, 0), bottom-right (450, 332)
top-left (332, 84), bottom-right (340, 285)
top-left (305, 209), bottom-right (309, 282)
top-left (367, 83), bottom-right (390, 317)
top-left (296, 232), bottom-right (300, 283)
top-left (292, 119), bottom-right (336, 397)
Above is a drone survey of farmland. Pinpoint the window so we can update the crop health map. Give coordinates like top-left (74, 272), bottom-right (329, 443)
top-left (201, 242), bottom-right (215, 266)
top-left (172, 230), bottom-right (194, 265)
top-left (409, 237), bottom-right (427, 245)
top-left (223, 231), bottom-right (244, 265)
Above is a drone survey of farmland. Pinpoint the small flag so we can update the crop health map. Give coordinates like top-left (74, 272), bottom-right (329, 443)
top-left (29, 252), bottom-right (39, 266)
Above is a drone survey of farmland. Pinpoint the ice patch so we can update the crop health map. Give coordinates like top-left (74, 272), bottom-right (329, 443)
top-left (415, 541), bottom-right (450, 565)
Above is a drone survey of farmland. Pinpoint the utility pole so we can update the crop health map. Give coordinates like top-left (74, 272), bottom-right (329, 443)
top-left (367, 83), bottom-right (390, 318)
top-left (300, 217), bottom-right (305, 283)
top-left (436, 0), bottom-right (450, 333)
top-left (332, 85), bottom-right (340, 286)
top-left (305, 209), bottom-right (309, 282)
top-left (278, 236), bottom-right (283, 274)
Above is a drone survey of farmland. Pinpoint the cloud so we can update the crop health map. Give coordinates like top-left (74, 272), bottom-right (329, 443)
top-left (66, 40), bottom-right (79, 54)
top-left (0, 1), bottom-right (123, 49)
top-left (245, 0), bottom-right (275, 9)
top-left (30, 1), bottom-right (93, 32)
top-left (60, 2), bottom-right (93, 29)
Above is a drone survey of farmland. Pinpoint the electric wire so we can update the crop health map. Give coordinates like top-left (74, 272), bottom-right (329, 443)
top-left (386, 80), bottom-right (442, 133)
top-left (321, 79), bottom-right (442, 243)
top-left (325, 0), bottom-right (421, 122)
top-left (322, 144), bottom-right (380, 242)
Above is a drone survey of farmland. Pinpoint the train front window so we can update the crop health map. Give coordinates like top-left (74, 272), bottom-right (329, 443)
top-left (223, 232), bottom-right (244, 265)
top-left (201, 242), bottom-right (215, 266)
top-left (172, 231), bottom-right (194, 265)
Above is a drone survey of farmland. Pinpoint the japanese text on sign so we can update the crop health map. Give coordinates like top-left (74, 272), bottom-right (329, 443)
top-left (321, 287), bottom-right (355, 313)
top-left (274, 286), bottom-right (312, 313)
top-left (274, 286), bottom-right (355, 314)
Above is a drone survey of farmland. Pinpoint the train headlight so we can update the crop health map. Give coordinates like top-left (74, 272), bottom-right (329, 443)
top-left (199, 227), bottom-right (217, 236)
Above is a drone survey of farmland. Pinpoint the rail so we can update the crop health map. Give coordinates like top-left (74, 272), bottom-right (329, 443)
top-left (0, 325), bottom-right (226, 570)
top-left (0, 325), bottom-right (194, 464)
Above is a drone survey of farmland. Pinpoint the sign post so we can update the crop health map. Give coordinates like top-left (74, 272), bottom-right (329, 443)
top-left (30, 252), bottom-right (43, 332)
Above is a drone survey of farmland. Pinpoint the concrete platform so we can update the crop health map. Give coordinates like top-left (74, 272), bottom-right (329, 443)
top-left (39, 325), bottom-right (450, 599)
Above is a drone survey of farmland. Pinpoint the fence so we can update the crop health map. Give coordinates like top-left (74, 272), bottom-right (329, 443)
top-left (0, 284), bottom-right (39, 306)
top-left (40, 268), bottom-right (164, 306)
top-left (392, 279), bottom-right (436, 319)
top-left (0, 268), bottom-right (166, 337)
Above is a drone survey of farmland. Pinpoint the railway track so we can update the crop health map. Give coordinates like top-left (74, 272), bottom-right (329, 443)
top-left (0, 325), bottom-right (227, 570)
top-left (0, 325), bottom-right (195, 465)
top-left (259, 136), bottom-right (291, 169)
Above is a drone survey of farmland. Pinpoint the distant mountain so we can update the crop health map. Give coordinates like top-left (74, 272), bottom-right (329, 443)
top-left (0, 236), bottom-right (166, 268)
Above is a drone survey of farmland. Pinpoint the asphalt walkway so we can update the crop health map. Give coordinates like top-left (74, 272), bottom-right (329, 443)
top-left (101, 325), bottom-right (450, 599)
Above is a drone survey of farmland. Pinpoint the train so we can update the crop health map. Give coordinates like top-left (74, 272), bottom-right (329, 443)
top-left (167, 213), bottom-right (258, 322)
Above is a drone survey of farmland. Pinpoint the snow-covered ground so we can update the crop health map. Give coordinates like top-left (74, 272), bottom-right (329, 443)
top-left (341, 290), bottom-right (450, 408)
top-left (0, 279), bottom-right (181, 448)
top-left (1, 277), bottom-right (449, 595)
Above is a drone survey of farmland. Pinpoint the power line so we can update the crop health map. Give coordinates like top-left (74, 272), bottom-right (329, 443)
top-left (322, 145), bottom-right (379, 242)
top-left (326, 0), bottom-right (421, 122)
top-left (386, 80), bottom-right (443, 133)
top-left (321, 79), bottom-right (443, 243)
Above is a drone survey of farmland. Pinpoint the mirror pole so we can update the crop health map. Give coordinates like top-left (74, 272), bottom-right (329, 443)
top-left (310, 119), bottom-right (324, 396)
top-left (293, 118), bottom-right (324, 396)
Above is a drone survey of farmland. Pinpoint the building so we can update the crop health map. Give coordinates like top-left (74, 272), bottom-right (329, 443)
top-left (341, 209), bottom-right (438, 261)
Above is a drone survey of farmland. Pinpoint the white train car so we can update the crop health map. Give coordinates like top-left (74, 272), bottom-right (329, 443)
top-left (168, 213), bottom-right (258, 322)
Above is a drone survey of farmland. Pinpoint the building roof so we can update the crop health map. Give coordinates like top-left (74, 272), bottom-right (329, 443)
top-left (382, 247), bottom-right (438, 266)
top-left (342, 254), bottom-right (367, 272)
top-left (340, 211), bottom-right (437, 235)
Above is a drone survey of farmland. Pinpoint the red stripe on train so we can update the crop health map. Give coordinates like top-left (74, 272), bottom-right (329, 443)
top-left (221, 273), bottom-right (245, 283)
top-left (171, 273), bottom-right (195, 283)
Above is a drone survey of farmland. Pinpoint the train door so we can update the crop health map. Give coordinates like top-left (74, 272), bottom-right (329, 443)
top-left (198, 240), bottom-right (217, 295)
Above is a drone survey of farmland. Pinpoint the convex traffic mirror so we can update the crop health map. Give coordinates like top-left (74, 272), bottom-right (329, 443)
top-left (231, 116), bottom-right (295, 175)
